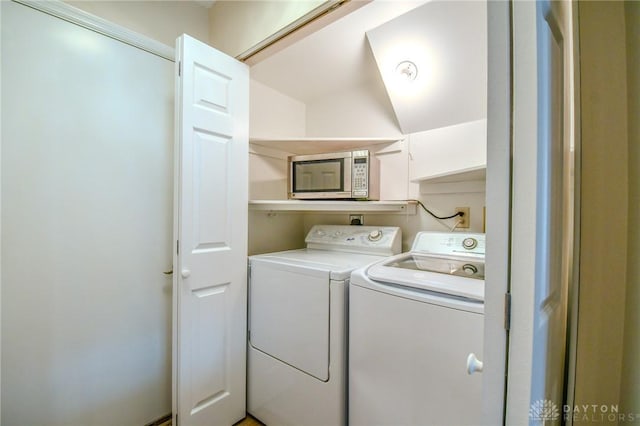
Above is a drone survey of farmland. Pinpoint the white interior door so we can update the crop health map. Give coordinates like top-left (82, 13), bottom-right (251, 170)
top-left (173, 34), bottom-right (249, 426)
top-left (529, 0), bottom-right (573, 409)
top-left (507, 0), bottom-right (574, 422)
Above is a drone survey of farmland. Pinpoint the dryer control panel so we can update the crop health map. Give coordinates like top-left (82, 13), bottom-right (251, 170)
top-left (305, 225), bottom-right (402, 256)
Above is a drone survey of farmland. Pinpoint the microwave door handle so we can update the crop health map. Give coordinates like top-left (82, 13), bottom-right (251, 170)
top-left (344, 159), bottom-right (352, 192)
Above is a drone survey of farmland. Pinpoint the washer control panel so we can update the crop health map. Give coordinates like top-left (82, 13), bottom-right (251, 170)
top-left (411, 232), bottom-right (486, 258)
top-left (306, 225), bottom-right (402, 256)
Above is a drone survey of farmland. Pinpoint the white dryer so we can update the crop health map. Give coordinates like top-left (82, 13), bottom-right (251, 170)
top-left (349, 231), bottom-right (486, 426)
top-left (248, 225), bottom-right (402, 426)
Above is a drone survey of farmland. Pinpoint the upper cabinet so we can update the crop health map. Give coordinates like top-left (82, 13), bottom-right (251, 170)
top-left (409, 120), bottom-right (487, 180)
top-left (408, 120), bottom-right (487, 194)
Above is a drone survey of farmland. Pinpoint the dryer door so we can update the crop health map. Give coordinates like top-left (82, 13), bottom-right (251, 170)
top-left (249, 258), bottom-right (330, 381)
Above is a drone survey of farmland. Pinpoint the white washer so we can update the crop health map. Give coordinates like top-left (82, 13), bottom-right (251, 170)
top-left (248, 225), bottom-right (402, 426)
top-left (349, 232), bottom-right (486, 426)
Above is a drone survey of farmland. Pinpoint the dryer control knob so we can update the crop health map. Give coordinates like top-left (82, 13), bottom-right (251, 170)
top-left (462, 237), bottom-right (478, 250)
top-left (462, 264), bottom-right (478, 275)
top-left (368, 230), bottom-right (383, 242)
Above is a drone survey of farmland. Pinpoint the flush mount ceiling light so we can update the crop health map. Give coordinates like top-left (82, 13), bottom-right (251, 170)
top-left (395, 60), bottom-right (418, 81)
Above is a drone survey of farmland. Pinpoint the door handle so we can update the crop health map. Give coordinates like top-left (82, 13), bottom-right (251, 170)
top-left (466, 353), bottom-right (483, 374)
top-left (181, 269), bottom-right (191, 278)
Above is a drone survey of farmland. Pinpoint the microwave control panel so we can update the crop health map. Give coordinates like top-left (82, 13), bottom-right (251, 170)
top-left (352, 150), bottom-right (369, 197)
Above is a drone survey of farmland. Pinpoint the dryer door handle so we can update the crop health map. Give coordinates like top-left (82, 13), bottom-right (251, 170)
top-left (466, 353), bottom-right (483, 374)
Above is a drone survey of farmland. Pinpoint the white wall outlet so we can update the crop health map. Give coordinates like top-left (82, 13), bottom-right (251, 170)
top-left (455, 207), bottom-right (470, 228)
top-left (349, 214), bottom-right (364, 225)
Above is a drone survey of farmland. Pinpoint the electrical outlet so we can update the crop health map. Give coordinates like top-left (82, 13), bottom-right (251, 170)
top-left (349, 214), bottom-right (364, 225)
top-left (455, 207), bottom-right (470, 228)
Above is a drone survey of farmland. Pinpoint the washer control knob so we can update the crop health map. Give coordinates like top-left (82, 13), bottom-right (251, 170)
top-left (462, 264), bottom-right (478, 276)
top-left (368, 229), bottom-right (383, 242)
top-left (462, 237), bottom-right (478, 250)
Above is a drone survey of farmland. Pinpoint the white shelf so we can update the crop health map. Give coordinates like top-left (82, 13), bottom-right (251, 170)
top-left (249, 137), bottom-right (400, 155)
top-left (249, 200), bottom-right (417, 214)
top-left (411, 165), bottom-right (486, 183)
top-left (412, 166), bottom-right (486, 194)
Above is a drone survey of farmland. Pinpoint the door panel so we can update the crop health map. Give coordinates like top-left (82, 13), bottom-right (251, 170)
top-left (249, 260), bottom-right (331, 381)
top-left (507, 0), bottom-right (575, 422)
top-left (174, 34), bottom-right (249, 426)
top-left (531, 0), bottom-right (570, 408)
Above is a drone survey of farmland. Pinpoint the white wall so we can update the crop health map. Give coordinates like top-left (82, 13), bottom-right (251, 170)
top-left (65, 0), bottom-right (210, 47)
top-left (2, 3), bottom-right (173, 424)
top-left (305, 82), bottom-right (402, 138)
top-left (250, 79), bottom-right (306, 138)
top-left (249, 79), bottom-right (305, 202)
top-left (409, 120), bottom-right (487, 180)
top-left (365, 0), bottom-right (487, 134)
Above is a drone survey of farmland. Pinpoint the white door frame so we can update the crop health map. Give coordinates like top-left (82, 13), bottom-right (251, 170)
top-left (483, 0), bottom-right (511, 423)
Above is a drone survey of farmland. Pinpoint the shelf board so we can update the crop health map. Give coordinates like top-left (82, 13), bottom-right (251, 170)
top-left (411, 165), bottom-right (486, 184)
top-left (249, 200), bottom-right (417, 214)
top-left (249, 137), bottom-right (400, 155)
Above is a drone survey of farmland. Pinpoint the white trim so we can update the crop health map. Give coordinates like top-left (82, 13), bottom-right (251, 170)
top-left (0, 0), bottom-right (3, 420)
top-left (12, 0), bottom-right (175, 61)
top-left (507, 1), bottom-right (539, 422)
top-left (248, 200), bottom-right (418, 214)
top-left (237, 0), bottom-right (344, 61)
top-left (482, 0), bottom-right (511, 423)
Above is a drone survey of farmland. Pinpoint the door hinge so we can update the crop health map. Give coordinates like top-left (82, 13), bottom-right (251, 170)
top-left (175, 414), bottom-right (178, 426)
top-left (178, 61), bottom-right (181, 77)
top-left (176, 240), bottom-right (180, 255)
top-left (504, 292), bottom-right (512, 331)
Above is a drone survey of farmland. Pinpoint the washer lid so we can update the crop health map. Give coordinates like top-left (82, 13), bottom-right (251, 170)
top-left (366, 253), bottom-right (485, 302)
top-left (250, 248), bottom-right (385, 280)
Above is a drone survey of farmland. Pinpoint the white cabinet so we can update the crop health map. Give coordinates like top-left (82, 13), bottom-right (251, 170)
top-left (409, 119), bottom-right (487, 194)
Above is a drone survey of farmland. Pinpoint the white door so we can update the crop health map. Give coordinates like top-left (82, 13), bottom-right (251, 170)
top-left (507, 0), bottom-right (575, 423)
top-left (173, 34), bottom-right (249, 426)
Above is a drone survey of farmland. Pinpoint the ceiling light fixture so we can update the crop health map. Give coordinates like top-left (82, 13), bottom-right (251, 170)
top-left (396, 60), bottom-right (418, 81)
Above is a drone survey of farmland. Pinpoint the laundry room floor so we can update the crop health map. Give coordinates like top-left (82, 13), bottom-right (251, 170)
top-left (235, 415), bottom-right (264, 426)
top-left (157, 414), bottom-right (263, 426)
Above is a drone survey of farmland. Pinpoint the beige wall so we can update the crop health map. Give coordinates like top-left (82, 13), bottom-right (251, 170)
top-left (574, 0), bottom-right (629, 412)
top-left (620, 0), bottom-right (640, 415)
top-left (65, 1), bottom-right (210, 47)
top-left (209, 0), bottom-right (325, 58)
top-left (250, 79), bottom-right (306, 138)
top-left (305, 81), bottom-right (402, 138)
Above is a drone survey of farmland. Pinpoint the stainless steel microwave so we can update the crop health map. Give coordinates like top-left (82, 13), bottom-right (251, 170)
top-left (288, 150), bottom-right (380, 200)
